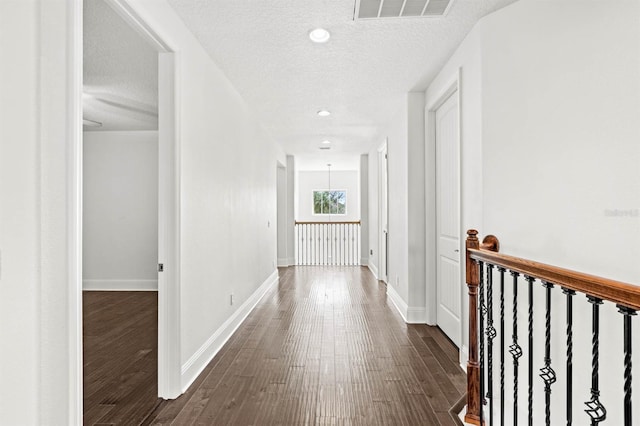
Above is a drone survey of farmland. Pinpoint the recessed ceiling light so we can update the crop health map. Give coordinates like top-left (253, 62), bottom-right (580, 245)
top-left (322, 140), bottom-right (331, 144)
top-left (317, 110), bottom-right (331, 117)
top-left (309, 28), bottom-right (330, 43)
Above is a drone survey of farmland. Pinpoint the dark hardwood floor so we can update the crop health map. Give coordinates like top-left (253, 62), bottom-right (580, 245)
top-left (146, 266), bottom-right (465, 425)
top-left (83, 291), bottom-right (159, 425)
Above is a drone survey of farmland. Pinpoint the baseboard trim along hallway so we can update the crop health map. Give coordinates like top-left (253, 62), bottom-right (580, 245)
top-left (367, 262), bottom-right (378, 279)
top-left (386, 282), bottom-right (427, 324)
top-left (180, 269), bottom-right (279, 392)
top-left (82, 279), bottom-right (158, 291)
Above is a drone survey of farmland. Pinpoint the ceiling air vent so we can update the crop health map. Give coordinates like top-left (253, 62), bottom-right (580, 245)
top-left (355, 0), bottom-right (454, 19)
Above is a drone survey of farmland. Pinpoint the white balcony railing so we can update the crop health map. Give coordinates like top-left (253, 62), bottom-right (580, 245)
top-left (295, 221), bottom-right (360, 266)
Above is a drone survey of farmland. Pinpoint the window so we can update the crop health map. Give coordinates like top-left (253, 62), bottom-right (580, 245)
top-left (313, 190), bottom-right (346, 215)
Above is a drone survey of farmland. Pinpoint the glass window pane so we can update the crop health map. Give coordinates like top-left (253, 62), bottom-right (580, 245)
top-left (313, 191), bottom-right (323, 214)
top-left (313, 190), bottom-right (346, 215)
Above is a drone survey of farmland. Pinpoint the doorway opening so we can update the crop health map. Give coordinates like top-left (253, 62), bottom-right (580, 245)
top-left (81, 0), bottom-right (180, 423)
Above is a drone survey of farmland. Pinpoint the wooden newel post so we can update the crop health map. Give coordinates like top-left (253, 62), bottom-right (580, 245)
top-left (465, 229), bottom-right (482, 425)
top-left (464, 230), bottom-right (499, 425)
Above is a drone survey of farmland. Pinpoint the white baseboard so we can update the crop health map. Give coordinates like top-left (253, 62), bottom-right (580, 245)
top-left (386, 284), bottom-right (408, 320)
top-left (180, 269), bottom-right (279, 392)
top-left (82, 279), bottom-right (158, 291)
top-left (277, 258), bottom-right (289, 267)
top-left (407, 307), bottom-right (427, 323)
top-left (286, 257), bottom-right (295, 266)
top-left (367, 261), bottom-right (378, 280)
top-left (386, 284), bottom-right (426, 324)
top-left (360, 257), bottom-right (368, 266)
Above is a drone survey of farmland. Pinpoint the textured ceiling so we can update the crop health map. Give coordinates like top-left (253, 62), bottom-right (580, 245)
top-left (83, 0), bottom-right (158, 131)
top-left (296, 154), bottom-right (362, 172)
top-left (166, 0), bottom-right (518, 157)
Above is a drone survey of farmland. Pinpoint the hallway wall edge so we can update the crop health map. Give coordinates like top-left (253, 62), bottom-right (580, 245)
top-left (180, 269), bottom-right (279, 392)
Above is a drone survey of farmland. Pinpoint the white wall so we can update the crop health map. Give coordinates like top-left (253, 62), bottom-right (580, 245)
top-left (0, 0), bottom-right (81, 423)
top-left (407, 92), bottom-right (426, 320)
top-left (382, 104), bottom-right (409, 303)
top-left (367, 150), bottom-right (379, 277)
top-left (83, 131), bottom-right (159, 290)
top-left (296, 170), bottom-right (360, 222)
top-left (360, 154), bottom-right (369, 265)
top-left (368, 94), bottom-right (428, 323)
top-left (424, 0), bottom-right (640, 423)
top-left (481, 0), bottom-right (640, 278)
top-left (480, 1), bottom-right (640, 423)
top-left (2, 0), bottom-right (286, 421)
top-left (122, 1), bottom-right (286, 391)
top-left (0, 2), bottom-right (41, 423)
top-left (286, 155), bottom-right (296, 265)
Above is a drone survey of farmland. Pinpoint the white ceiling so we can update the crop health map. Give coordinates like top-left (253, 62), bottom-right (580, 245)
top-left (83, 0), bottom-right (158, 131)
top-left (296, 154), bottom-right (361, 172)
top-left (82, 0), bottom-right (517, 148)
top-left (166, 0), bottom-right (517, 157)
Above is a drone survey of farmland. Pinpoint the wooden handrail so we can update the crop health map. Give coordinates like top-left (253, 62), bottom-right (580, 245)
top-left (468, 248), bottom-right (640, 311)
top-left (464, 229), bottom-right (640, 425)
top-left (295, 221), bottom-right (361, 225)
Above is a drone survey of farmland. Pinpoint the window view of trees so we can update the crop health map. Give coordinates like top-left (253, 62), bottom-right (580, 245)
top-left (313, 190), bottom-right (346, 215)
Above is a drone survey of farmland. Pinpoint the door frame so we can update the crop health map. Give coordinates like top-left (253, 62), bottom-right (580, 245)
top-left (378, 140), bottom-right (389, 283)
top-left (70, 2), bottom-right (183, 420)
top-left (106, 0), bottom-right (182, 399)
top-left (425, 70), bottom-right (463, 351)
top-left (276, 161), bottom-right (288, 267)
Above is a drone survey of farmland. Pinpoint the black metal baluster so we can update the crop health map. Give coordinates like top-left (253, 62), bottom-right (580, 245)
top-left (525, 275), bottom-right (535, 426)
top-left (584, 296), bottom-right (606, 425)
top-left (540, 282), bottom-right (556, 426)
top-left (499, 267), bottom-right (506, 424)
top-left (618, 305), bottom-right (636, 426)
top-left (562, 288), bottom-right (575, 426)
top-left (479, 261), bottom-right (486, 425)
top-left (486, 264), bottom-right (497, 426)
top-left (510, 271), bottom-right (522, 425)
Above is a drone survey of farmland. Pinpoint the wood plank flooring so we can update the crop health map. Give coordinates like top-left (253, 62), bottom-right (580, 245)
top-left (83, 291), bottom-right (160, 425)
top-left (146, 266), bottom-right (465, 425)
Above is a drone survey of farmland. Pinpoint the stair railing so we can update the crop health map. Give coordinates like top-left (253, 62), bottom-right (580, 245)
top-left (294, 221), bottom-right (361, 266)
top-left (465, 229), bottom-right (640, 426)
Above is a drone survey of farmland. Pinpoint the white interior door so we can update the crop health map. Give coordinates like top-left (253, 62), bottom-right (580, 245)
top-left (435, 91), bottom-right (460, 346)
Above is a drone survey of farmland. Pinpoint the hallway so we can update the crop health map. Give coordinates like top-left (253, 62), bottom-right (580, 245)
top-left (146, 267), bottom-right (465, 425)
